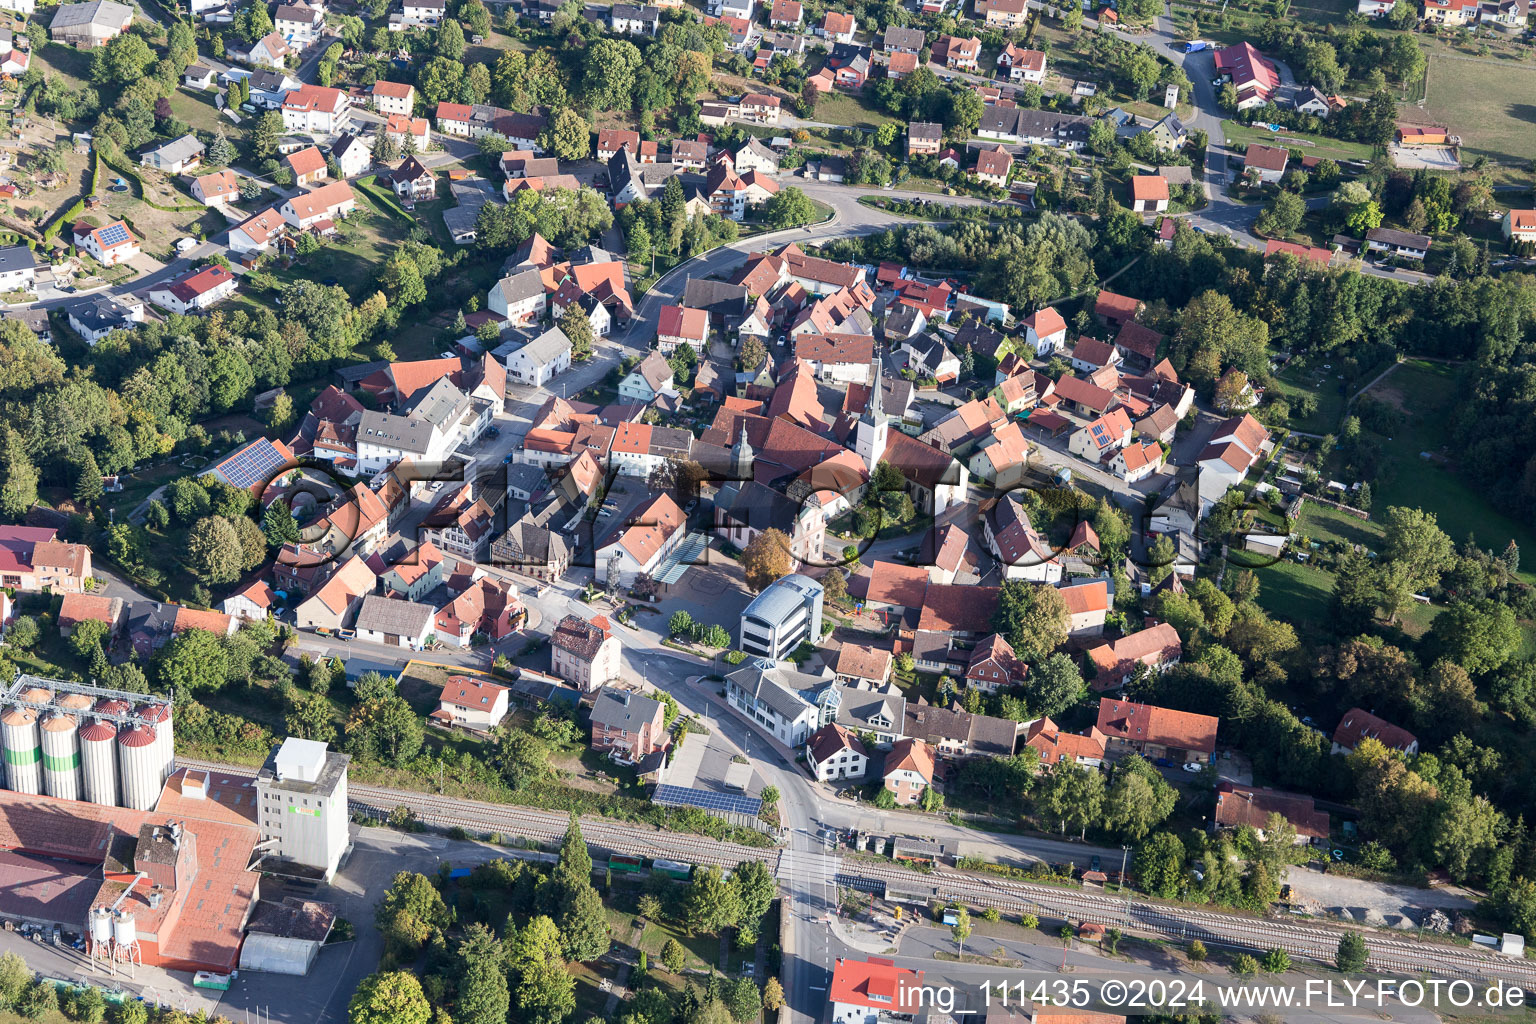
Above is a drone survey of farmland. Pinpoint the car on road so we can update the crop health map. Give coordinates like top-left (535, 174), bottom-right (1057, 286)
top-left (1181, 761), bottom-right (1202, 773)
top-left (1090, 855), bottom-right (1101, 872)
top-left (503, 453), bottom-right (515, 464)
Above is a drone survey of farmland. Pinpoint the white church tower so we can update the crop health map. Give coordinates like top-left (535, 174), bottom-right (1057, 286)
top-left (854, 362), bottom-right (888, 471)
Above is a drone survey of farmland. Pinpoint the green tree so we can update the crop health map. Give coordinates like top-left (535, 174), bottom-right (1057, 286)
top-left (68, 618), bottom-right (110, 660)
top-left (5, 615), bottom-right (36, 650)
top-left (0, 427), bottom-right (39, 517)
top-left (509, 916), bottom-right (576, 1024)
top-left (741, 528), bottom-right (795, 591)
top-left (1380, 506), bottom-right (1455, 594)
top-left (1105, 757), bottom-right (1177, 840)
top-left (660, 937), bottom-right (686, 973)
top-left (345, 694), bottom-right (425, 765)
top-left (1429, 598), bottom-right (1521, 675)
top-left (285, 690), bottom-right (336, 742)
top-left (730, 858), bottom-right (777, 930)
top-left (763, 187), bottom-right (818, 229)
top-left (684, 865), bottom-right (740, 935)
top-left (1262, 947), bottom-right (1291, 973)
top-left (559, 881), bottom-right (611, 962)
top-left (763, 977), bottom-right (785, 1013)
top-left (1335, 932), bottom-right (1368, 973)
top-left (74, 450), bottom-right (103, 505)
top-left (1137, 831), bottom-right (1185, 898)
top-left (544, 108), bottom-right (591, 161)
top-left (456, 923), bottom-right (510, 1024)
top-left (252, 111), bottom-right (286, 159)
top-left (91, 34), bottom-right (155, 85)
top-left (436, 17), bottom-right (466, 58)
top-left (992, 580), bottom-right (1069, 660)
top-left (186, 516), bottom-right (242, 583)
top-left (1024, 652), bottom-right (1086, 718)
top-left (723, 978), bottom-right (761, 1023)
top-left (208, 131), bottom-right (234, 165)
top-left (559, 305), bottom-right (594, 362)
top-left (158, 628), bottom-right (229, 693)
top-left (375, 871), bottom-right (450, 956)
top-left (262, 498), bottom-right (300, 547)
top-left (950, 906), bottom-right (971, 957)
top-left (349, 972), bottom-right (431, 1024)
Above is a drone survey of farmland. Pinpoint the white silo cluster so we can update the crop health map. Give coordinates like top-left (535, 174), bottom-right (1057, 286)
top-left (0, 677), bottom-right (176, 810)
top-left (87, 904), bottom-right (142, 977)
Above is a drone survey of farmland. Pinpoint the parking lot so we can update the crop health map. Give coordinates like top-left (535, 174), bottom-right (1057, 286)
top-left (1389, 144), bottom-right (1461, 171)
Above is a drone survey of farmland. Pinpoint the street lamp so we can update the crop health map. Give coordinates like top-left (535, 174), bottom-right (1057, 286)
top-left (1119, 844), bottom-right (1132, 928)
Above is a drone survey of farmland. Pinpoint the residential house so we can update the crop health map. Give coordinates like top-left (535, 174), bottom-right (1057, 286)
top-left (147, 264), bottom-right (238, 315)
top-left (1148, 113), bottom-right (1188, 149)
top-left (1060, 579), bottom-right (1110, 636)
top-left (964, 634), bottom-right (1025, 693)
top-left (221, 579), bottom-right (274, 622)
top-left (1242, 143), bottom-right (1288, 184)
top-left (140, 134), bottom-right (205, 174)
top-left (1022, 306), bottom-right (1067, 356)
top-left (274, 0), bottom-right (323, 40)
top-left (282, 84), bottom-right (350, 135)
top-left (379, 541), bottom-right (447, 602)
top-left (609, 2), bottom-right (660, 33)
top-left (65, 294), bottom-right (143, 344)
top-left (1196, 412), bottom-right (1268, 511)
top-left (726, 657), bottom-right (823, 747)
top-left (830, 959), bottom-right (927, 1024)
top-left (389, 155), bottom-right (436, 201)
top-left (904, 702), bottom-right (1019, 759)
top-left (974, 145), bottom-right (1012, 187)
top-left (1366, 226), bottom-right (1431, 261)
top-left (433, 575), bottom-right (522, 647)
top-left (807, 723), bottom-right (868, 781)
top-left (768, 0), bottom-right (802, 26)
top-left (0, 246), bottom-right (37, 293)
top-left (1331, 707), bottom-right (1419, 756)
top-left (487, 268), bottom-right (547, 327)
top-left (229, 207), bottom-right (287, 256)
top-left (618, 350), bottom-right (679, 404)
top-left (244, 31), bottom-right (290, 69)
top-left (353, 594), bottom-right (435, 649)
top-left (384, 113), bottom-right (431, 152)
top-left (57, 593), bottom-right (125, 638)
top-left (900, 334), bottom-right (961, 382)
top-left (294, 555), bottom-right (376, 632)
top-left (1087, 622), bottom-right (1182, 689)
top-left (551, 614), bottom-right (621, 691)
top-left (906, 121), bottom-right (943, 159)
top-left (283, 145), bottom-right (328, 185)
top-left (594, 492), bottom-right (686, 586)
top-left (73, 221), bottom-right (139, 266)
top-left (998, 43), bottom-right (1045, 82)
top-left (1214, 783), bottom-right (1329, 844)
top-left (591, 687), bottom-right (667, 761)
top-left (501, 326), bottom-right (572, 387)
top-left (49, 0), bottom-right (132, 47)
top-left (984, 492), bottom-right (1062, 583)
top-left (247, 69), bottom-right (302, 108)
top-left (1214, 41), bottom-right (1279, 109)
top-left (0, 528), bottom-right (92, 593)
top-left (883, 24), bottom-right (925, 52)
top-left (396, 0), bottom-right (446, 25)
top-left (430, 676), bottom-right (512, 730)
top-left (968, 420), bottom-right (1030, 490)
top-left (280, 180), bottom-right (357, 229)
top-left (190, 169), bottom-right (240, 206)
top-left (1109, 439), bottom-right (1166, 483)
top-left (489, 512), bottom-right (569, 582)
top-left (1068, 408), bottom-right (1134, 464)
top-left (1095, 697), bottom-right (1218, 764)
top-left (597, 129), bottom-right (642, 161)
top-left (419, 479), bottom-right (498, 562)
top-left (1420, 0), bottom-right (1480, 23)
top-left (739, 93), bottom-right (782, 125)
top-left (977, 105), bottom-right (1091, 149)
top-left (820, 10), bottom-right (855, 40)
top-left (835, 644), bottom-right (892, 689)
top-left (657, 304), bottom-right (709, 354)
top-left (1022, 717), bottom-right (1105, 769)
top-left (1131, 174), bottom-right (1169, 212)
top-left (734, 137), bottom-right (781, 174)
top-left (1070, 338), bottom-right (1122, 374)
top-left (370, 80), bottom-right (416, 116)
top-left (933, 34), bottom-right (980, 70)
top-left (980, 0), bottom-right (1028, 27)
top-left (1095, 290), bottom-right (1142, 327)
top-left (882, 738), bottom-right (935, 804)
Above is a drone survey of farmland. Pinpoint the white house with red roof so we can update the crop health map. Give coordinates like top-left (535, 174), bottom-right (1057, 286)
top-left (1331, 707), bottom-right (1418, 756)
top-left (431, 675), bottom-right (510, 730)
top-left (281, 83), bottom-right (350, 135)
top-left (190, 168), bottom-right (240, 206)
top-left (1088, 622), bottom-right (1182, 689)
top-left (806, 723), bottom-right (868, 780)
top-left (830, 957), bottom-right (926, 1024)
top-left (657, 304), bottom-right (709, 354)
top-left (595, 492), bottom-right (686, 586)
top-left (1213, 41), bottom-right (1279, 109)
top-left (998, 42), bottom-right (1045, 82)
top-left (1022, 305), bottom-right (1067, 355)
top-left (370, 79), bottom-right (416, 115)
top-left (244, 31), bottom-right (289, 68)
top-left (73, 220), bottom-right (139, 265)
top-left (229, 207), bottom-right (287, 255)
top-left (1109, 439), bottom-right (1166, 483)
top-left (221, 579), bottom-right (275, 621)
top-left (148, 264), bottom-right (238, 314)
top-left (280, 179), bottom-right (357, 230)
top-left (1197, 412), bottom-right (1268, 511)
top-left (1068, 407), bottom-right (1133, 464)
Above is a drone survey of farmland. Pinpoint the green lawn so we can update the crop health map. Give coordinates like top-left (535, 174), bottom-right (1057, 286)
top-left (271, 188), bottom-right (412, 294)
top-left (1295, 501), bottom-right (1384, 551)
top-left (170, 87), bottom-right (233, 137)
top-left (1219, 120), bottom-right (1377, 164)
top-left (1361, 360), bottom-right (1536, 583)
top-left (806, 91), bottom-right (899, 132)
top-left (1420, 54), bottom-right (1536, 167)
top-left (1254, 559), bottom-right (1335, 629)
top-left (1271, 358), bottom-right (1350, 434)
top-left (31, 42), bottom-right (94, 89)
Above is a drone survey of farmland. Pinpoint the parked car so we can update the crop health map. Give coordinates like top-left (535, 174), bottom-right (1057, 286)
top-left (1181, 761), bottom-right (1202, 773)
top-left (1089, 855), bottom-right (1101, 872)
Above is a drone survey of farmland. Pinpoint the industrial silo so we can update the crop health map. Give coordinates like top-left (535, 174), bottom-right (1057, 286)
top-left (80, 718), bottom-right (119, 807)
top-left (40, 711), bottom-right (82, 802)
top-left (93, 698), bottom-right (131, 717)
top-left (87, 906), bottom-right (112, 961)
top-left (1, 705), bottom-right (41, 795)
top-left (137, 702), bottom-right (175, 785)
top-left (117, 724), bottom-right (160, 811)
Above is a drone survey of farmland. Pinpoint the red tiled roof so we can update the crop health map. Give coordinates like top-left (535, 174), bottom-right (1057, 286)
top-left (1215, 784), bottom-right (1329, 839)
top-left (1060, 580), bottom-right (1109, 616)
top-left (830, 958), bottom-right (925, 1011)
top-left (285, 145), bottom-right (326, 176)
top-left (866, 561), bottom-right (930, 609)
top-left (440, 675), bottom-right (508, 710)
top-left (1332, 707), bottom-right (1417, 752)
top-left (1095, 290), bottom-right (1142, 320)
top-left (1131, 174), bottom-right (1169, 202)
top-left (1024, 305), bottom-right (1065, 337)
top-left (1095, 697), bottom-right (1217, 754)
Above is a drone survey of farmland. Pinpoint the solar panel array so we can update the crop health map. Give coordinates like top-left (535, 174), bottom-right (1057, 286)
top-left (652, 784), bottom-right (763, 818)
top-left (97, 223), bottom-right (130, 247)
top-left (217, 439), bottom-right (288, 490)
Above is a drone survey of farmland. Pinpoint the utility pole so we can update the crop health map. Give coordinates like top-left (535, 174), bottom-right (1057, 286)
top-left (1119, 845), bottom-right (1132, 928)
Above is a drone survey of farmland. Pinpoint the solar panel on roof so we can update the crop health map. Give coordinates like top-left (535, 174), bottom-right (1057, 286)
top-left (652, 784), bottom-right (763, 818)
top-left (97, 223), bottom-right (130, 246)
top-left (217, 439), bottom-right (288, 489)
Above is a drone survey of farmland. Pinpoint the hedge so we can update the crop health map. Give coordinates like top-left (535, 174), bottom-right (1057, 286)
top-left (97, 146), bottom-right (206, 214)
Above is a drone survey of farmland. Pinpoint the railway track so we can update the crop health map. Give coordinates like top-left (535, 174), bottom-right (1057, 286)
top-left (184, 758), bottom-right (1536, 984)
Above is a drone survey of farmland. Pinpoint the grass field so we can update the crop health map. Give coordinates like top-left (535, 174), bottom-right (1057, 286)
top-left (1295, 500), bottom-right (1384, 550)
top-left (1219, 120), bottom-right (1377, 164)
top-left (807, 91), bottom-right (899, 132)
top-left (1271, 358), bottom-right (1351, 434)
top-left (1254, 560), bottom-right (1334, 629)
top-left (1419, 55), bottom-right (1536, 166)
top-left (1360, 360), bottom-right (1536, 582)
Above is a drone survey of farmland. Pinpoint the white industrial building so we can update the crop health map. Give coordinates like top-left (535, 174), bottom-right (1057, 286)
top-left (253, 738), bottom-right (352, 881)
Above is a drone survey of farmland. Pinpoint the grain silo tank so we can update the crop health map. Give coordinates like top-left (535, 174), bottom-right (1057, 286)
top-left (137, 702), bottom-right (175, 785)
top-left (88, 906), bottom-right (112, 946)
top-left (18, 685), bottom-right (53, 705)
top-left (111, 910), bottom-right (136, 949)
top-left (93, 698), bottom-right (131, 717)
top-left (79, 719), bottom-right (119, 806)
top-left (39, 711), bottom-right (82, 802)
top-left (117, 724), bottom-right (160, 811)
top-left (1, 705), bottom-right (42, 795)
